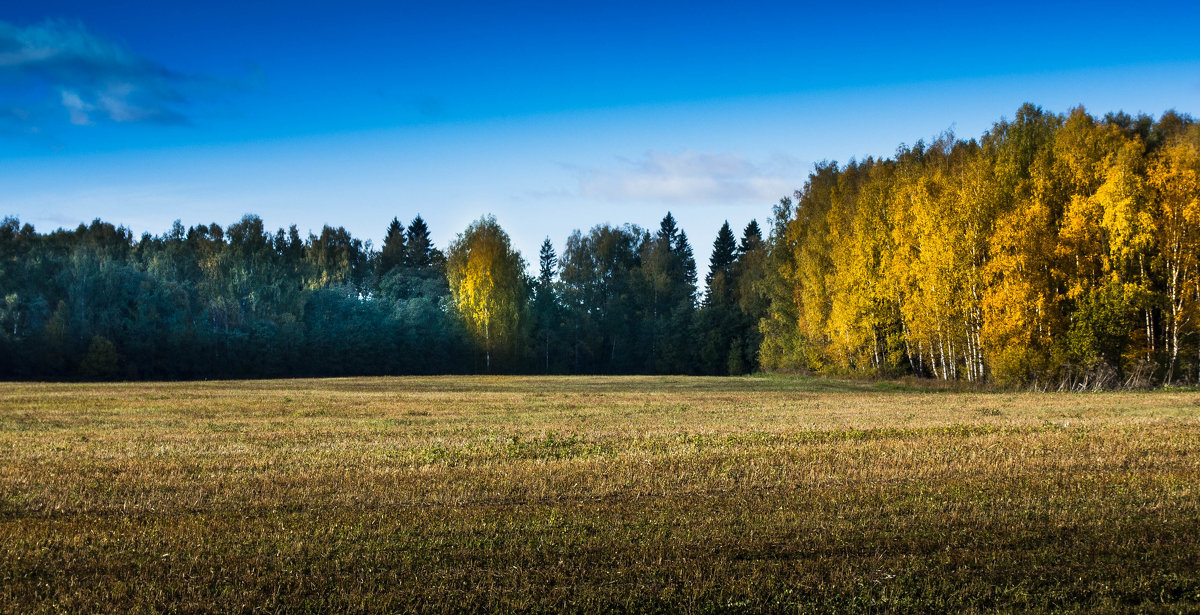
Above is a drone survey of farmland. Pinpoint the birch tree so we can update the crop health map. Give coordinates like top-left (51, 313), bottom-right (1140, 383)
top-left (446, 216), bottom-right (525, 372)
top-left (1147, 136), bottom-right (1200, 381)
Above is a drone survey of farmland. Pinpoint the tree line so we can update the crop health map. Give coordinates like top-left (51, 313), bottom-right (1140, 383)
top-left (2, 104), bottom-right (1197, 385)
top-left (760, 104), bottom-right (1200, 388)
top-left (0, 210), bottom-right (765, 379)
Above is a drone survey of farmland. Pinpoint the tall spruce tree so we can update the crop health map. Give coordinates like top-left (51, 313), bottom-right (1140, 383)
top-left (676, 230), bottom-right (697, 303)
top-left (640, 213), bottom-right (697, 372)
top-left (378, 218), bottom-right (406, 278)
top-left (405, 215), bottom-right (435, 269)
top-left (732, 218), bottom-right (768, 371)
top-left (739, 220), bottom-right (762, 254)
top-left (705, 221), bottom-right (737, 307)
top-left (533, 238), bottom-right (560, 372)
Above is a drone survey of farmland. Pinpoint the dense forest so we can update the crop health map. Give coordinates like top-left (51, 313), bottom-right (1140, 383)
top-left (0, 209), bottom-right (764, 380)
top-left (762, 104), bottom-right (1200, 388)
top-left (2, 104), bottom-right (1198, 386)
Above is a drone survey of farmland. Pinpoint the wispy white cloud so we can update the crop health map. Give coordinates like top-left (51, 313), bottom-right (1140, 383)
top-left (60, 90), bottom-right (93, 125)
top-left (577, 150), bottom-right (803, 205)
top-left (0, 19), bottom-right (196, 130)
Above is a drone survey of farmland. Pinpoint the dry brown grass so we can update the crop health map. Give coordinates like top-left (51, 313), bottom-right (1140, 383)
top-left (1, 375), bottom-right (1198, 613)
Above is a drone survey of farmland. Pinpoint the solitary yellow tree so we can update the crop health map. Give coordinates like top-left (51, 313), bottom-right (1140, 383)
top-left (446, 216), bottom-right (525, 372)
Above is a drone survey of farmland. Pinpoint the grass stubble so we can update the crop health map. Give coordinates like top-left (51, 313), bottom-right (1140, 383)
top-left (1, 375), bottom-right (1198, 613)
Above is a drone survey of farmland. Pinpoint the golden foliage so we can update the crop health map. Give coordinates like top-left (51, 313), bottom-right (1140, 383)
top-left (763, 106), bottom-right (1200, 385)
top-left (445, 216), bottom-right (524, 367)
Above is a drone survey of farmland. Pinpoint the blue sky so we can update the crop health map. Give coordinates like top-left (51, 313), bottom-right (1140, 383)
top-left (3, 1), bottom-right (1199, 270)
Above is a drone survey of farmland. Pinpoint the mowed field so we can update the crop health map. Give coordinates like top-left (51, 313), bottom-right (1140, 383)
top-left (1, 376), bottom-right (1198, 613)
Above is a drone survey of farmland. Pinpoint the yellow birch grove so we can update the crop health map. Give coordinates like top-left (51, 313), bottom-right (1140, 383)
top-left (825, 159), bottom-right (894, 372)
top-left (762, 105), bottom-right (1200, 386)
top-left (1148, 132), bottom-right (1200, 382)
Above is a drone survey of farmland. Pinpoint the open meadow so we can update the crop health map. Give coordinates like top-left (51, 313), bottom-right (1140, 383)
top-left (1, 375), bottom-right (1198, 613)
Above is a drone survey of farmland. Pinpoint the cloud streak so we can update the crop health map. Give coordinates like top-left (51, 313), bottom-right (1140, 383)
top-left (577, 150), bottom-right (804, 205)
top-left (0, 19), bottom-right (193, 129)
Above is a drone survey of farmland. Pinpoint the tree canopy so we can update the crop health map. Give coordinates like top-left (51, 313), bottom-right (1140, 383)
top-left (445, 216), bottom-right (526, 372)
top-left (2, 104), bottom-right (1197, 386)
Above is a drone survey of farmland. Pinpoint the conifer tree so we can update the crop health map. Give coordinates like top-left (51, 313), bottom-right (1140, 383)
top-left (405, 215), bottom-right (435, 269)
top-left (378, 218), bottom-right (406, 278)
top-left (705, 221), bottom-right (737, 306)
top-left (738, 220), bottom-right (762, 254)
top-left (534, 238), bottom-right (560, 372)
